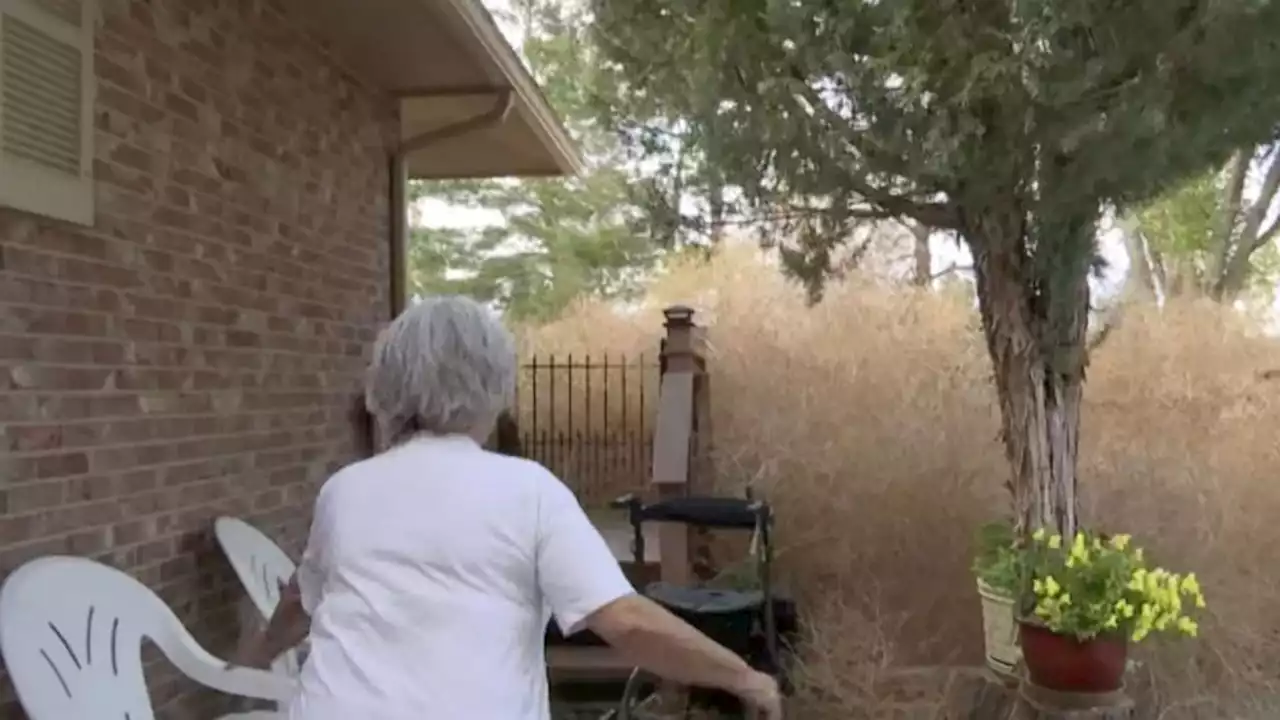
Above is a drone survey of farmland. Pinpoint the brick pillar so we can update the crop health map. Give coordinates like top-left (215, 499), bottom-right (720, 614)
top-left (652, 305), bottom-right (705, 585)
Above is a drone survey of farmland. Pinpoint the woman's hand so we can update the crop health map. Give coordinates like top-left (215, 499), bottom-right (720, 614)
top-left (731, 669), bottom-right (783, 720)
top-left (227, 636), bottom-right (274, 670)
top-left (226, 578), bottom-right (305, 670)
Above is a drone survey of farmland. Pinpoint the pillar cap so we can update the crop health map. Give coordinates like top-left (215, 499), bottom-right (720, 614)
top-left (663, 305), bottom-right (695, 327)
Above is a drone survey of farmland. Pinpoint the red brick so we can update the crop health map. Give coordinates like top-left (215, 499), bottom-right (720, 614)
top-left (4, 481), bottom-right (67, 513)
top-left (0, 0), bottom-right (394, 714)
top-left (6, 365), bottom-right (115, 391)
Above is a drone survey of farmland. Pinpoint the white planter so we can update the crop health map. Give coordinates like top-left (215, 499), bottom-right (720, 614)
top-left (977, 579), bottom-right (1021, 676)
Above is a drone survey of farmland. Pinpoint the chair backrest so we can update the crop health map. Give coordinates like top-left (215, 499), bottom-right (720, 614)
top-left (213, 517), bottom-right (300, 676)
top-left (0, 556), bottom-right (291, 720)
top-left (213, 518), bottom-right (298, 620)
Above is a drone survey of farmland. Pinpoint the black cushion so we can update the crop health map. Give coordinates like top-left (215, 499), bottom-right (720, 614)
top-left (636, 496), bottom-right (762, 530)
top-left (643, 582), bottom-right (764, 614)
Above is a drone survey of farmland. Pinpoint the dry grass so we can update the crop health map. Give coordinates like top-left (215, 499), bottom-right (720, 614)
top-left (518, 246), bottom-right (1280, 719)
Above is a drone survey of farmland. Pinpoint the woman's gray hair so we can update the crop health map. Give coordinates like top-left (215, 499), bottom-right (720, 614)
top-left (364, 295), bottom-right (516, 445)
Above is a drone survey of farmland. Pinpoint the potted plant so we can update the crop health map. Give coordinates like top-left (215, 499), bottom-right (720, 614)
top-left (1018, 528), bottom-right (1207, 693)
top-left (972, 520), bottom-right (1022, 675)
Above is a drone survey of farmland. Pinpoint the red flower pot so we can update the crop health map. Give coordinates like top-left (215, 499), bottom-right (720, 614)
top-left (1018, 621), bottom-right (1128, 693)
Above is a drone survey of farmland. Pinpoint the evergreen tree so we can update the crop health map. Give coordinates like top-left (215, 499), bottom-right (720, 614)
top-left (592, 0), bottom-right (1280, 536)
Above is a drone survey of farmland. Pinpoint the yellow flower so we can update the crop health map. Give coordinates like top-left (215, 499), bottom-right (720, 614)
top-left (1110, 534), bottom-right (1132, 551)
top-left (1069, 532), bottom-right (1091, 565)
top-left (1180, 574), bottom-right (1202, 596)
top-left (1048, 534), bottom-right (1062, 549)
top-left (1176, 617), bottom-right (1199, 637)
top-left (1128, 569), bottom-right (1148, 592)
top-left (1033, 528), bottom-right (1047, 542)
top-left (1041, 576), bottom-right (1061, 597)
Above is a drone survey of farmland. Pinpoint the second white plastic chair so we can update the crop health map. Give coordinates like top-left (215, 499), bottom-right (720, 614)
top-left (214, 516), bottom-right (303, 678)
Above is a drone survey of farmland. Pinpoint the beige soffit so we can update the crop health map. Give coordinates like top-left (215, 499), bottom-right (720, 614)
top-left (426, 0), bottom-right (583, 178)
top-left (296, 0), bottom-right (583, 179)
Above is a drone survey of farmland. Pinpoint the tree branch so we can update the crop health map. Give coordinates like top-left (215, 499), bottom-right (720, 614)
top-left (1207, 149), bottom-right (1250, 282)
top-left (931, 262), bottom-right (974, 280)
top-left (1241, 148), bottom-right (1280, 253)
top-left (1258, 215), bottom-right (1280, 247)
top-left (771, 63), bottom-right (961, 231)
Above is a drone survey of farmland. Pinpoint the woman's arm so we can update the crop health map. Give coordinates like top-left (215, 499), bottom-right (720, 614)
top-left (586, 595), bottom-right (780, 716)
top-left (535, 479), bottom-right (780, 717)
top-left (232, 575), bottom-right (311, 669)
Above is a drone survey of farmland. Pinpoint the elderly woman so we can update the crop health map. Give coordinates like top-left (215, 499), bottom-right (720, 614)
top-left (234, 296), bottom-right (781, 719)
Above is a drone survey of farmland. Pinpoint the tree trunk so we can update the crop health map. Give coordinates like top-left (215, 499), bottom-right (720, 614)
top-left (967, 208), bottom-right (1089, 539)
top-left (911, 221), bottom-right (933, 287)
top-left (708, 179), bottom-right (726, 246)
top-left (1213, 144), bottom-right (1280, 302)
top-left (1205, 149), bottom-right (1250, 293)
top-left (1117, 216), bottom-right (1157, 302)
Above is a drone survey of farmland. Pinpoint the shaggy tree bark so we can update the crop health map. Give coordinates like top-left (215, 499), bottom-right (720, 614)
top-left (967, 204), bottom-right (1090, 539)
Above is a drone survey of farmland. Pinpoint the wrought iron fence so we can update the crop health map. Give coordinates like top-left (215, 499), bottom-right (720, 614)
top-left (511, 354), bottom-right (660, 505)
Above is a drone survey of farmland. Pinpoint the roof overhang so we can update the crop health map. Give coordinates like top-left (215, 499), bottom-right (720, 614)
top-left (296, 0), bottom-right (583, 179)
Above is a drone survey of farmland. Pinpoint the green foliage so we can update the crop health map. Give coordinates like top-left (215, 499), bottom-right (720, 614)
top-left (1137, 171), bottom-right (1221, 263)
top-left (972, 520), bottom-right (1021, 596)
top-left (1024, 530), bottom-right (1206, 642)
top-left (1135, 149), bottom-right (1280, 299)
top-left (407, 0), bottom-right (659, 321)
top-left (409, 171), bottom-right (654, 322)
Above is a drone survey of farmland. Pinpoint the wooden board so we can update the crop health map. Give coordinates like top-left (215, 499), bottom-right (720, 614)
top-left (547, 646), bottom-right (634, 682)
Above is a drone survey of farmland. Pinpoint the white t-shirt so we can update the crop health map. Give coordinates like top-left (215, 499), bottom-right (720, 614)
top-left (286, 434), bottom-right (635, 720)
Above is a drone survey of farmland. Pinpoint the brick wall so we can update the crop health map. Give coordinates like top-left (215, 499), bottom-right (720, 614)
top-left (0, 0), bottom-right (395, 716)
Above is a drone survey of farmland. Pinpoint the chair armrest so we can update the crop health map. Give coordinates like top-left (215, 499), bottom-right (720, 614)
top-left (204, 665), bottom-right (295, 702)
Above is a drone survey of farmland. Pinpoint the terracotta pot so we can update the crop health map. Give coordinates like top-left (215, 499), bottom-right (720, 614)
top-left (1019, 621), bottom-right (1128, 693)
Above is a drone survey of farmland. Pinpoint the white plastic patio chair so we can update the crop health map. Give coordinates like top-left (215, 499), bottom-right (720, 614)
top-left (0, 555), bottom-right (292, 720)
top-left (213, 516), bottom-right (303, 677)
